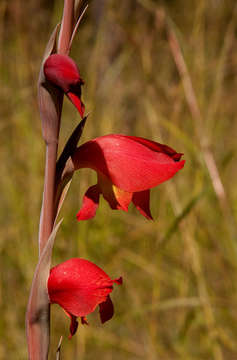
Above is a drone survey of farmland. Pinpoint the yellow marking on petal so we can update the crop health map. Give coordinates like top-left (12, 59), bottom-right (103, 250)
top-left (112, 185), bottom-right (132, 211)
top-left (98, 173), bottom-right (132, 210)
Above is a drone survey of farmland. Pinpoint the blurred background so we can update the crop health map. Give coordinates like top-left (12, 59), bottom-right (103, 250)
top-left (1, 0), bottom-right (237, 359)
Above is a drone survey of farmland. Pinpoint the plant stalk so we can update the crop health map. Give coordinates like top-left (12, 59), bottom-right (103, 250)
top-left (58, 0), bottom-right (75, 55)
top-left (26, 1), bottom-right (76, 359)
top-left (39, 143), bottom-right (58, 254)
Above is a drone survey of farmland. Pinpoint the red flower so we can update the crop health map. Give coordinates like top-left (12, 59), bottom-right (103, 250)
top-left (44, 54), bottom-right (85, 118)
top-left (72, 134), bottom-right (185, 221)
top-left (48, 258), bottom-right (122, 338)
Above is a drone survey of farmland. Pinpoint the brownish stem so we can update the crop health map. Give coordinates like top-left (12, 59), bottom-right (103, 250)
top-left (39, 143), bottom-right (58, 254)
top-left (38, 0), bottom-right (76, 254)
top-left (27, 144), bottom-right (58, 360)
top-left (27, 1), bottom-right (76, 359)
top-left (26, 301), bottom-right (50, 360)
top-left (58, 0), bottom-right (75, 55)
top-left (26, 221), bottom-right (62, 360)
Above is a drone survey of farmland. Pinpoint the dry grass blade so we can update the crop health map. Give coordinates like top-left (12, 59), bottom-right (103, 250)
top-left (55, 336), bottom-right (63, 360)
top-left (167, 183), bottom-right (224, 360)
top-left (131, 297), bottom-right (202, 316)
top-left (165, 15), bottom-right (228, 213)
top-left (90, 329), bottom-right (146, 358)
top-left (206, 4), bottom-right (237, 135)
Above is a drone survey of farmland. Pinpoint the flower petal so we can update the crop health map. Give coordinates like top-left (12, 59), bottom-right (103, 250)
top-left (77, 185), bottom-right (101, 221)
top-left (99, 278), bottom-right (122, 323)
top-left (72, 135), bottom-right (185, 193)
top-left (69, 314), bottom-right (79, 339)
top-left (124, 135), bottom-right (183, 160)
top-left (132, 190), bottom-right (153, 220)
top-left (44, 54), bottom-right (85, 117)
top-left (81, 316), bottom-right (89, 325)
top-left (98, 176), bottom-right (119, 210)
top-left (99, 295), bottom-right (114, 324)
top-left (113, 277), bottom-right (123, 285)
top-left (48, 258), bottom-right (114, 318)
top-left (44, 54), bottom-right (82, 93)
top-left (97, 174), bottom-right (132, 211)
top-left (113, 186), bottom-right (133, 211)
top-left (48, 259), bottom-right (122, 337)
top-left (67, 91), bottom-right (85, 118)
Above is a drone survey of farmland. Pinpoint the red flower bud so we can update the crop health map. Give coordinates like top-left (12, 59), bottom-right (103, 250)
top-left (44, 54), bottom-right (85, 118)
top-left (48, 258), bottom-right (122, 338)
top-left (72, 134), bottom-right (185, 220)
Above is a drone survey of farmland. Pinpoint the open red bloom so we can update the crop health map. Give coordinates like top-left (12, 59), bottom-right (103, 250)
top-left (48, 258), bottom-right (122, 338)
top-left (72, 134), bottom-right (185, 221)
top-left (44, 54), bottom-right (85, 118)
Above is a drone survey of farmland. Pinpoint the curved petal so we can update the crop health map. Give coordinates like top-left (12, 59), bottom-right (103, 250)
top-left (132, 190), bottom-right (153, 220)
top-left (99, 295), bottom-right (114, 324)
top-left (69, 313), bottom-right (78, 339)
top-left (67, 91), bottom-right (85, 118)
top-left (76, 185), bottom-right (101, 221)
top-left (122, 135), bottom-right (183, 160)
top-left (72, 135), bottom-right (185, 193)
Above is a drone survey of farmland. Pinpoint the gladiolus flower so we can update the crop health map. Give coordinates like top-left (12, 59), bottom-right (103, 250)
top-left (48, 258), bottom-right (122, 338)
top-left (72, 134), bottom-right (185, 221)
top-left (44, 54), bottom-right (85, 118)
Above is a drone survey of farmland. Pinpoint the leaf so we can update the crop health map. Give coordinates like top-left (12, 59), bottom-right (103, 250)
top-left (54, 116), bottom-right (88, 218)
top-left (43, 23), bottom-right (60, 62)
top-left (26, 220), bottom-right (63, 358)
top-left (69, 4), bottom-right (88, 51)
top-left (56, 116), bottom-right (88, 177)
top-left (54, 180), bottom-right (72, 222)
top-left (38, 24), bottom-right (63, 145)
top-left (38, 23), bottom-right (60, 91)
top-left (74, 0), bottom-right (82, 22)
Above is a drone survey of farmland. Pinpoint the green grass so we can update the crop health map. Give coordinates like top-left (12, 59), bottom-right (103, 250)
top-left (1, 0), bottom-right (237, 359)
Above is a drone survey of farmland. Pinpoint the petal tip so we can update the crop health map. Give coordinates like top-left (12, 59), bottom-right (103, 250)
top-left (69, 315), bottom-right (79, 339)
top-left (99, 296), bottom-right (114, 324)
top-left (67, 92), bottom-right (85, 119)
top-left (76, 185), bottom-right (100, 221)
top-left (132, 190), bottom-right (153, 220)
top-left (144, 213), bottom-right (154, 221)
top-left (76, 210), bottom-right (95, 222)
top-left (113, 276), bottom-right (123, 285)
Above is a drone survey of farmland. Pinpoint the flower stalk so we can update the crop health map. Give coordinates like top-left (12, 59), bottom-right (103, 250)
top-left (58, 0), bottom-right (75, 55)
top-left (26, 1), bottom-right (76, 359)
top-left (39, 0), bottom-right (76, 255)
